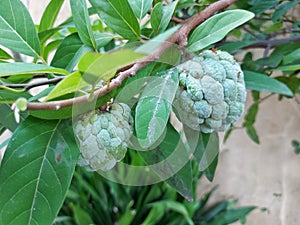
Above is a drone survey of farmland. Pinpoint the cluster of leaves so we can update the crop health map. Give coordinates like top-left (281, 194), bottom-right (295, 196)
top-left (55, 164), bottom-right (255, 225)
top-left (0, 0), bottom-right (298, 224)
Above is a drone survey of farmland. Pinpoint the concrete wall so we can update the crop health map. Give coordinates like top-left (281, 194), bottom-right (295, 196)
top-left (198, 94), bottom-right (300, 225)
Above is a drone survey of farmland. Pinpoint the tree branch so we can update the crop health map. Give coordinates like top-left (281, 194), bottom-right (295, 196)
top-left (27, 0), bottom-right (236, 111)
top-left (216, 34), bottom-right (300, 50)
top-left (2, 77), bottom-right (63, 91)
top-left (244, 34), bottom-right (300, 49)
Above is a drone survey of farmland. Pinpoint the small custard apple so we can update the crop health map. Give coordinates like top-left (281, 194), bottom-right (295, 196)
top-left (174, 50), bottom-right (247, 133)
top-left (74, 102), bottom-right (133, 171)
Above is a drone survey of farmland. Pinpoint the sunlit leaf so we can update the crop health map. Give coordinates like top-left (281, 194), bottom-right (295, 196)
top-left (0, 0), bottom-right (40, 57)
top-left (51, 33), bottom-right (93, 72)
top-left (45, 72), bottom-right (88, 101)
top-left (128, 0), bottom-right (153, 21)
top-left (90, 0), bottom-right (140, 40)
top-left (277, 64), bottom-right (300, 71)
top-left (39, 0), bottom-right (64, 32)
top-left (0, 48), bottom-right (12, 59)
top-left (78, 49), bottom-right (146, 84)
top-left (0, 63), bottom-right (69, 77)
top-left (70, 0), bottom-right (96, 49)
top-left (188, 10), bottom-right (254, 52)
top-left (151, 1), bottom-right (178, 34)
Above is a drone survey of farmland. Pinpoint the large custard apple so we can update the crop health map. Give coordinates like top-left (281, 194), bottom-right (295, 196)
top-left (74, 102), bottom-right (133, 171)
top-left (174, 50), bottom-right (247, 133)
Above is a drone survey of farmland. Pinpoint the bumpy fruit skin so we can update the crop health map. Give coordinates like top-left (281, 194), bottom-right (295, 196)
top-left (74, 103), bottom-right (133, 171)
top-left (174, 50), bottom-right (247, 133)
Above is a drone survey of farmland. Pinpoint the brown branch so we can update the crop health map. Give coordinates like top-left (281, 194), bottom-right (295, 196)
top-left (244, 34), bottom-right (300, 49)
top-left (27, 0), bottom-right (236, 111)
top-left (171, 16), bottom-right (185, 23)
top-left (216, 34), bottom-right (300, 50)
top-left (2, 77), bottom-right (63, 91)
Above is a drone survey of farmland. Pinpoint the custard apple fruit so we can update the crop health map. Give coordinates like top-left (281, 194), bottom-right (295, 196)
top-left (174, 50), bottom-right (247, 133)
top-left (74, 102), bottom-right (133, 171)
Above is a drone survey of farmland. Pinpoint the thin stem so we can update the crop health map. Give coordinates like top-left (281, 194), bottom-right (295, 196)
top-left (217, 34), bottom-right (300, 50)
top-left (26, 0), bottom-right (237, 111)
top-left (244, 34), bottom-right (300, 49)
top-left (2, 77), bottom-right (63, 91)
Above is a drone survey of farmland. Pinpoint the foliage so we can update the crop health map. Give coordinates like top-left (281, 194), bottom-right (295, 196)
top-left (0, 0), bottom-right (298, 224)
top-left (55, 162), bottom-right (255, 225)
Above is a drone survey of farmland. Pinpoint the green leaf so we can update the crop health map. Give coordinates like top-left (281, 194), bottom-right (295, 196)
top-left (45, 72), bottom-right (89, 101)
top-left (218, 41), bottom-right (256, 53)
top-left (94, 32), bottom-right (114, 49)
top-left (0, 48), bottom-right (12, 59)
top-left (0, 104), bottom-right (19, 131)
top-left (246, 125), bottom-right (260, 144)
top-left (207, 206), bottom-right (256, 225)
top-left (188, 10), bottom-right (254, 52)
top-left (39, 0), bottom-right (64, 32)
top-left (0, 0), bottom-right (40, 57)
top-left (292, 140), bottom-right (300, 155)
top-left (277, 64), bottom-right (300, 71)
top-left (244, 102), bottom-right (259, 125)
top-left (117, 209), bottom-right (136, 225)
top-left (0, 90), bottom-right (31, 102)
top-left (249, 0), bottom-right (280, 14)
top-left (78, 49), bottom-right (146, 84)
top-left (135, 69), bottom-right (179, 148)
top-left (38, 27), bottom-right (61, 45)
top-left (144, 200), bottom-right (193, 225)
top-left (141, 202), bottom-right (164, 225)
top-left (151, 1), bottom-right (178, 34)
top-left (244, 71), bottom-right (293, 96)
top-left (136, 25), bottom-right (181, 54)
top-left (276, 76), bottom-right (300, 95)
top-left (29, 107), bottom-right (73, 120)
top-left (0, 136), bottom-right (10, 150)
top-left (272, 1), bottom-right (299, 22)
top-left (283, 48), bottom-right (300, 65)
top-left (139, 124), bottom-right (193, 201)
top-left (128, 0), bottom-right (153, 21)
top-left (44, 40), bottom-right (62, 61)
top-left (0, 63), bottom-right (69, 77)
top-left (51, 33), bottom-right (93, 72)
top-left (0, 118), bottom-right (80, 225)
top-left (70, 204), bottom-right (95, 225)
top-left (90, 0), bottom-right (140, 40)
top-left (70, 0), bottom-right (96, 49)
top-left (199, 201), bottom-right (229, 222)
top-left (30, 94), bottom-right (112, 120)
top-left (194, 132), bottom-right (219, 182)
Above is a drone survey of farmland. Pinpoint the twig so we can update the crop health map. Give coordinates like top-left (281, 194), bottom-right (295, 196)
top-left (244, 34), bottom-right (300, 49)
top-left (171, 16), bottom-right (185, 23)
top-left (27, 0), bottom-right (237, 111)
top-left (243, 27), bottom-right (260, 39)
top-left (2, 77), bottom-right (63, 91)
top-left (216, 34), bottom-right (300, 50)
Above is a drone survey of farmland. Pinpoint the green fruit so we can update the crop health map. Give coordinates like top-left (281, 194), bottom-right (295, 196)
top-left (174, 50), bottom-right (247, 133)
top-left (74, 102), bottom-right (133, 171)
top-left (15, 97), bottom-right (27, 111)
